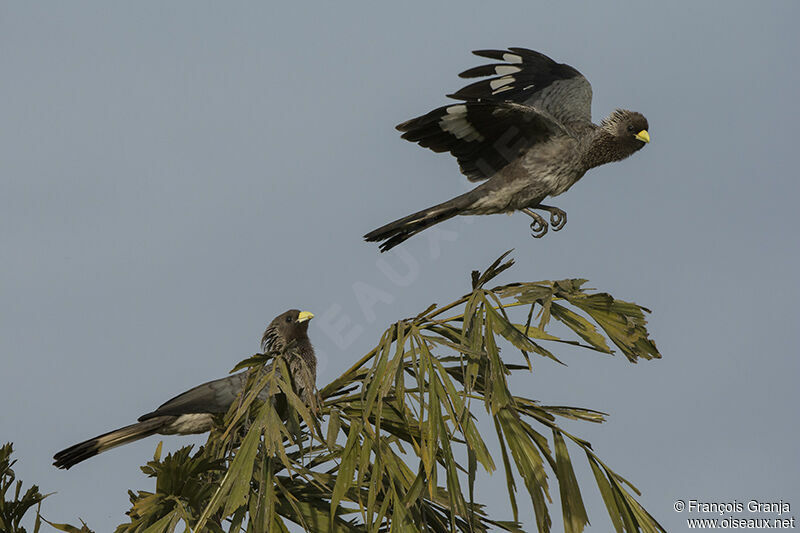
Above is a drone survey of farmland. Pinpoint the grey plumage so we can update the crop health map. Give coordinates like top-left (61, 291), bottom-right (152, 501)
top-left (364, 47), bottom-right (650, 252)
top-left (53, 309), bottom-right (316, 469)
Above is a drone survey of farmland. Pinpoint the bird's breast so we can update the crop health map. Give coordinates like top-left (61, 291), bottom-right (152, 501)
top-left (518, 143), bottom-right (586, 198)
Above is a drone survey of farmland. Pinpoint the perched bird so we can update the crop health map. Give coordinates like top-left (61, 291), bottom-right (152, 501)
top-left (53, 309), bottom-right (315, 469)
top-left (364, 47), bottom-right (650, 252)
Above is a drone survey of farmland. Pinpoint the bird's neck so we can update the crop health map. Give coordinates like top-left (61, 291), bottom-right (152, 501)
top-left (581, 129), bottom-right (634, 171)
top-left (295, 342), bottom-right (316, 369)
top-left (261, 326), bottom-right (311, 356)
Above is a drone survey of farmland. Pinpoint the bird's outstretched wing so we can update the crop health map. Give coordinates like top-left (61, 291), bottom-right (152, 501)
top-left (137, 372), bottom-right (251, 421)
top-left (449, 47), bottom-right (593, 127)
top-left (397, 101), bottom-right (564, 182)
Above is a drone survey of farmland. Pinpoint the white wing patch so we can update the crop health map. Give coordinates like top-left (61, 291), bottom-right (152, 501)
top-left (492, 85), bottom-right (514, 95)
top-left (502, 53), bottom-right (523, 64)
top-left (439, 105), bottom-right (485, 142)
top-left (489, 76), bottom-right (515, 91)
top-left (494, 65), bottom-right (522, 76)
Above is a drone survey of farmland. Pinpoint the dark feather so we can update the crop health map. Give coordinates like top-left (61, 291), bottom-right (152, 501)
top-left (53, 418), bottom-right (168, 469)
top-left (449, 47), bottom-right (593, 126)
top-left (138, 373), bottom-right (249, 421)
top-left (397, 101), bottom-right (563, 181)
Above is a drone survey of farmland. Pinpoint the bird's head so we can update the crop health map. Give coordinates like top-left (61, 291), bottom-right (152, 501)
top-left (261, 309), bottom-right (314, 353)
top-left (601, 109), bottom-right (650, 153)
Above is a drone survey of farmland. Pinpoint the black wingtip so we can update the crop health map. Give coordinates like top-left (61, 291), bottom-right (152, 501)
top-left (471, 49), bottom-right (506, 60)
top-left (507, 46), bottom-right (536, 55)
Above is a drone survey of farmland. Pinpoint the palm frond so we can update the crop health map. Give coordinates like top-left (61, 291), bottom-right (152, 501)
top-left (57, 252), bottom-right (664, 533)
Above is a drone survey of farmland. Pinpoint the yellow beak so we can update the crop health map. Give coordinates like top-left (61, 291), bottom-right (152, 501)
top-left (635, 130), bottom-right (650, 143)
top-left (297, 311), bottom-right (314, 323)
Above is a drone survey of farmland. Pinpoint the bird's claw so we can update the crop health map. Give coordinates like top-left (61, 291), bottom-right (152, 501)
top-left (548, 208), bottom-right (567, 231)
top-left (533, 205), bottom-right (567, 232)
top-left (522, 208), bottom-right (549, 238)
top-left (528, 214), bottom-right (548, 238)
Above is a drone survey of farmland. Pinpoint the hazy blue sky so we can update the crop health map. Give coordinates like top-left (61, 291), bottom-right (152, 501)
top-left (2, 2), bottom-right (798, 531)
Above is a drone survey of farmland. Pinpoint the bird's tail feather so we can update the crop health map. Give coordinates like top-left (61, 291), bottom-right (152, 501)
top-left (53, 417), bottom-right (171, 469)
top-left (364, 193), bottom-right (473, 252)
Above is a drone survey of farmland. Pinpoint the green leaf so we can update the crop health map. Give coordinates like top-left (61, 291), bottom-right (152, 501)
top-left (0, 444), bottom-right (49, 533)
top-left (553, 431), bottom-right (589, 533)
top-left (549, 302), bottom-right (612, 354)
top-left (486, 303), bottom-right (563, 364)
top-left (494, 417), bottom-right (519, 523)
top-left (587, 455), bottom-right (625, 533)
top-left (43, 520), bottom-right (92, 533)
top-left (140, 510), bottom-right (178, 533)
top-left (330, 419), bottom-right (361, 527)
top-left (563, 293), bottom-right (661, 362)
top-left (472, 249), bottom-right (515, 289)
top-left (484, 309), bottom-right (515, 413)
top-left (326, 408), bottom-right (342, 449)
top-left (220, 402), bottom-right (268, 516)
top-left (497, 409), bottom-right (551, 532)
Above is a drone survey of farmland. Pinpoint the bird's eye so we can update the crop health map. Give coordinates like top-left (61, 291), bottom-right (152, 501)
top-left (285, 316), bottom-right (293, 323)
top-left (627, 125), bottom-right (635, 133)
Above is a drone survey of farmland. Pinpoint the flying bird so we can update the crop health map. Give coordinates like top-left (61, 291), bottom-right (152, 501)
top-left (364, 47), bottom-right (650, 252)
top-left (53, 309), bottom-right (315, 469)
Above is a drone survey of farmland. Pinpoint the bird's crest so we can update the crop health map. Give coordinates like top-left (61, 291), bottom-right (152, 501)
top-left (600, 109), bottom-right (633, 128)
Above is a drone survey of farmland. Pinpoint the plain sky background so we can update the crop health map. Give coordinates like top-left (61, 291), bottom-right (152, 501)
top-left (2, 2), bottom-right (798, 531)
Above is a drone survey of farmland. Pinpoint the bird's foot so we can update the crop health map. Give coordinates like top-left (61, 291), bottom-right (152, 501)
top-left (522, 208), bottom-right (548, 238)
top-left (538, 204), bottom-right (567, 231)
